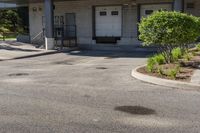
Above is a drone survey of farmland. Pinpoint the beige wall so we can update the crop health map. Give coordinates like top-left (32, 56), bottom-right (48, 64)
top-left (29, 0), bottom-right (176, 46)
top-left (184, 0), bottom-right (200, 17)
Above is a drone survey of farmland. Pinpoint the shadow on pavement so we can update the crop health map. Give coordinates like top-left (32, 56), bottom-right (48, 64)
top-left (65, 50), bottom-right (155, 59)
top-left (0, 45), bottom-right (40, 52)
top-left (114, 106), bottom-right (156, 115)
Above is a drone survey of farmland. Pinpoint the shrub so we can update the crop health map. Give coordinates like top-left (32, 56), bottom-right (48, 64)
top-left (196, 44), bottom-right (200, 51)
top-left (157, 66), bottom-right (164, 76)
top-left (168, 69), bottom-right (178, 79)
top-left (166, 65), bottom-right (180, 79)
top-left (0, 27), bottom-right (9, 34)
top-left (183, 52), bottom-right (193, 61)
top-left (147, 57), bottom-right (156, 72)
top-left (154, 54), bottom-right (165, 65)
top-left (139, 11), bottom-right (200, 63)
top-left (146, 54), bottom-right (165, 73)
top-left (172, 48), bottom-right (183, 62)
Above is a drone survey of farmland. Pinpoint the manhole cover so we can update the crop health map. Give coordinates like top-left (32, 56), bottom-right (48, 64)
top-left (96, 67), bottom-right (108, 70)
top-left (8, 73), bottom-right (29, 77)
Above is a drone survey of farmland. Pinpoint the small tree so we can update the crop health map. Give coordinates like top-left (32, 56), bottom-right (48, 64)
top-left (139, 11), bottom-right (200, 63)
top-left (0, 9), bottom-right (23, 33)
top-left (0, 27), bottom-right (9, 41)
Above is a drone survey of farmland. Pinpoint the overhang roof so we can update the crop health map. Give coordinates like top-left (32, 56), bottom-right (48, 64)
top-left (0, 0), bottom-right (80, 4)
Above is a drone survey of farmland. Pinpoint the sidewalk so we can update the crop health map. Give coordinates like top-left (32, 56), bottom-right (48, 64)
top-left (191, 68), bottom-right (200, 85)
top-left (0, 41), bottom-right (58, 60)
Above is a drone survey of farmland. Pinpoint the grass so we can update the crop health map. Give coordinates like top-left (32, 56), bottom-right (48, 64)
top-left (0, 33), bottom-right (17, 41)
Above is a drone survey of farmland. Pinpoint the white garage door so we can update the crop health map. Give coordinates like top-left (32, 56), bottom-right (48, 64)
top-left (95, 6), bottom-right (122, 37)
top-left (140, 4), bottom-right (172, 19)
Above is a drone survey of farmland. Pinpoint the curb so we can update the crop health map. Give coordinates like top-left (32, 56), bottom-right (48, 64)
top-left (131, 65), bottom-right (200, 90)
top-left (0, 50), bottom-right (58, 61)
top-left (0, 48), bottom-right (78, 61)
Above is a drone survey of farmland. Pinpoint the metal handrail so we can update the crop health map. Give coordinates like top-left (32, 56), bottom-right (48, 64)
top-left (31, 30), bottom-right (44, 43)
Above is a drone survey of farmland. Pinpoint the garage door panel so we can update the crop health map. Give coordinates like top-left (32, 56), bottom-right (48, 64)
top-left (95, 6), bottom-right (122, 37)
top-left (140, 4), bottom-right (172, 19)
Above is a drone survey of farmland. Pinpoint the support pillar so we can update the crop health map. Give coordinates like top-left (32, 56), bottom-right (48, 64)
top-left (44, 0), bottom-right (54, 50)
top-left (174, 0), bottom-right (184, 12)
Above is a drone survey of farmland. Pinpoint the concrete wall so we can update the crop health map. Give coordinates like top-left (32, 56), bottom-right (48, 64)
top-left (29, 3), bottom-right (44, 43)
top-left (29, 0), bottom-right (174, 47)
top-left (184, 0), bottom-right (200, 17)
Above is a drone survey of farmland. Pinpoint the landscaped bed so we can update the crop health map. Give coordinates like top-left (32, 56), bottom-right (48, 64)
top-left (137, 65), bottom-right (195, 82)
top-left (137, 47), bottom-right (200, 82)
top-left (137, 11), bottom-right (200, 83)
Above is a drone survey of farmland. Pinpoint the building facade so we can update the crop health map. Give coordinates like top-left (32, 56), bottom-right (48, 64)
top-left (1, 0), bottom-right (199, 50)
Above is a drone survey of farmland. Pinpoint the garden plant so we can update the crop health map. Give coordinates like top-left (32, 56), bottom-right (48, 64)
top-left (139, 11), bottom-right (200, 80)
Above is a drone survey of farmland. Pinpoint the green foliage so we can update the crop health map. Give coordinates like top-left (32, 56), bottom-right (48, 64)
top-left (183, 52), bottom-right (193, 61)
top-left (154, 54), bottom-right (165, 65)
top-left (0, 9), bottom-right (23, 33)
top-left (146, 54), bottom-right (165, 72)
top-left (168, 69), bottom-right (178, 79)
top-left (166, 65), bottom-right (180, 79)
top-left (0, 27), bottom-right (9, 33)
top-left (172, 48), bottom-right (183, 62)
top-left (196, 44), bottom-right (200, 51)
top-left (139, 11), bottom-right (200, 63)
top-left (157, 66), bottom-right (164, 76)
top-left (147, 57), bottom-right (156, 72)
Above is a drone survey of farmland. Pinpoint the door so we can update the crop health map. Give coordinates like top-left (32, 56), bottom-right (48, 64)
top-left (65, 13), bottom-right (76, 38)
top-left (95, 6), bottom-right (122, 37)
top-left (140, 4), bottom-right (172, 19)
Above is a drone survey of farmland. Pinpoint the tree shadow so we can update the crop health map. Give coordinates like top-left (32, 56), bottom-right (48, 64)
top-left (64, 50), bottom-right (155, 59)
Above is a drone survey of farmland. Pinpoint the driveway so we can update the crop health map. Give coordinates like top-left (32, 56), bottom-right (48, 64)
top-left (0, 50), bottom-right (200, 133)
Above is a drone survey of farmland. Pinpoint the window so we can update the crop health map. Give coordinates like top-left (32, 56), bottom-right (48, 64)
top-left (111, 11), bottom-right (119, 16)
top-left (187, 3), bottom-right (195, 9)
top-left (145, 10), bottom-right (153, 15)
top-left (100, 11), bottom-right (107, 16)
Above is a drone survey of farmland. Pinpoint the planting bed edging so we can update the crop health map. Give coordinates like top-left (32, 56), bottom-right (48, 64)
top-left (132, 65), bottom-right (200, 90)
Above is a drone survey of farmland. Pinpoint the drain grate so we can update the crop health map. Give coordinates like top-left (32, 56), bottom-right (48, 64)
top-left (8, 73), bottom-right (29, 77)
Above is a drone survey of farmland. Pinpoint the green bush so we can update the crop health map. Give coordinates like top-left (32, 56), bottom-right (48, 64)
top-left (146, 54), bottom-right (165, 73)
top-left (168, 69), bottom-right (178, 79)
top-left (139, 11), bottom-right (200, 63)
top-left (166, 65), bottom-right (180, 79)
top-left (196, 44), bottom-right (200, 51)
top-left (172, 48), bottom-right (183, 62)
top-left (183, 52), bottom-right (193, 61)
top-left (157, 66), bottom-right (164, 76)
top-left (154, 54), bottom-right (165, 65)
top-left (147, 57), bottom-right (156, 72)
top-left (0, 27), bottom-right (9, 33)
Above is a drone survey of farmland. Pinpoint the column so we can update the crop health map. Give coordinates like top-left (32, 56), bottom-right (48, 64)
top-left (44, 0), bottom-right (54, 50)
top-left (174, 0), bottom-right (184, 12)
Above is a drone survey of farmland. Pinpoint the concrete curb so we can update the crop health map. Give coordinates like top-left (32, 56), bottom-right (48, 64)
top-left (131, 65), bottom-right (200, 90)
top-left (0, 47), bottom-right (79, 61)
